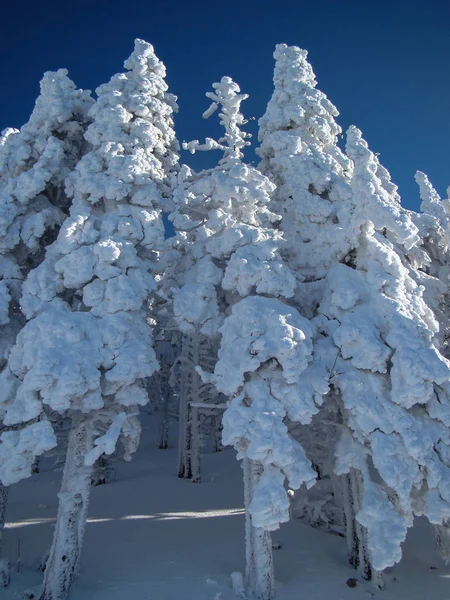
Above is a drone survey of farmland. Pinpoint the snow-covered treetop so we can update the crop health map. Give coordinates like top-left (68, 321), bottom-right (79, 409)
top-left (183, 76), bottom-right (251, 164)
top-left (410, 171), bottom-right (450, 358)
top-left (346, 126), bottom-right (419, 250)
top-left (258, 44), bottom-right (341, 147)
top-left (257, 44), bottom-right (353, 277)
top-left (69, 38), bottom-right (179, 213)
top-left (0, 69), bottom-right (93, 252)
top-left (415, 171), bottom-right (449, 225)
top-left (167, 76), bottom-right (296, 336)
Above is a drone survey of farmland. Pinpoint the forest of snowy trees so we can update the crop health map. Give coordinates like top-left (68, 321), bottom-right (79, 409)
top-left (1, 39), bottom-right (450, 600)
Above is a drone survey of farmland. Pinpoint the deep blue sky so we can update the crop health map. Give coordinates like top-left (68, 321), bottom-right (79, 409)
top-left (1, 0), bottom-right (449, 211)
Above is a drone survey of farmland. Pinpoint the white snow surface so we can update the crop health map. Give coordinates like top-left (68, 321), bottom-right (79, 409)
top-left (3, 415), bottom-right (450, 600)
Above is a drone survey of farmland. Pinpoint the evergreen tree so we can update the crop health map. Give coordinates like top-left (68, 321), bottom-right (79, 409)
top-left (413, 172), bottom-right (450, 562)
top-left (319, 125), bottom-right (450, 579)
top-left (173, 76), bottom-right (318, 599)
top-left (0, 39), bottom-right (179, 600)
top-left (257, 43), bottom-right (450, 583)
top-left (0, 70), bottom-right (93, 586)
top-left (256, 43), bottom-right (354, 538)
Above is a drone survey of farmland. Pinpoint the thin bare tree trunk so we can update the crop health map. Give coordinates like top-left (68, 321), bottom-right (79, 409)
top-left (341, 468), bottom-right (383, 586)
top-left (191, 405), bottom-right (201, 483)
top-left (0, 482), bottom-right (9, 587)
top-left (158, 384), bottom-right (171, 450)
top-left (435, 521), bottom-right (450, 564)
top-left (177, 338), bottom-right (192, 478)
top-left (189, 334), bottom-right (202, 482)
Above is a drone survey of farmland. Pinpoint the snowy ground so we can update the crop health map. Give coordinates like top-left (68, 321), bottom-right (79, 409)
top-left (3, 416), bottom-right (450, 600)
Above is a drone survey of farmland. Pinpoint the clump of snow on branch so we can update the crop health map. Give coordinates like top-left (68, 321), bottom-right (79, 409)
top-left (204, 297), bottom-right (318, 531)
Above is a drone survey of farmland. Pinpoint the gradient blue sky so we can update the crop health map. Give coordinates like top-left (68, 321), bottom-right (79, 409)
top-left (1, 0), bottom-right (448, 211)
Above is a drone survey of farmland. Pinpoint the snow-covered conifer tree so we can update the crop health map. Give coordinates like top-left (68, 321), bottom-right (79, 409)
top-left (411, 172), bottom-right (450, 561)
top-left (256, 43), bottom-right (355, 535)
top-left (0, 71), bottom-right (93, 586)
top-left (0, 39), bottom-right (179, 600)
top-left (0, 70), bottom-right (93, 367)
top-left (172, 76), bottom-right (319, 599)
top-left (413, 172), bottom-right (450, 359)
top-left (314, 125), bottom-right (450, 580)
top-left (257, 43), bottom-right (450, 583)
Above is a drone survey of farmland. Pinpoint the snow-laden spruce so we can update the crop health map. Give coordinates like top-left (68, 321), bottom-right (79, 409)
top-left (412, 172), bottom-right (450, 360)
top-left (313, 126), bottom-right (450, 576)
top-left (410, 171), bottom-right (450, 562)
top-left (166, 77), bottom-right (295, 482)
top-left (256, 43), bottom-right (353, 536)
top-left (0, 70), bottom-right (93, 586)
top-left (0, 39), bottom-right (179, 600)
top-left (173, 76), bottom-right (319, 600)
top-left (257, 42), bottom-right (450, 582)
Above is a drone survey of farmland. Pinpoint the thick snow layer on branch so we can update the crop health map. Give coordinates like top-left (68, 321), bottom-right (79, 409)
top-left (0, 420), bottom-right (56, 485)
top-left (222, 241), bottom-right (296, 298)
top-left (0, 309), bottom-right (104, 424)
top-left (173, 282), bottom-right (222, 336)
top-left (223, 379), bottom-right (316, 531)
top-left (206, 296), bottom-right (318, 532)
top-left (84, 412), bottom-right (127, 466)
top-left (209, 296), bottom-right (314, 396)
top-left (356, 479), bottom-right (408, 571)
